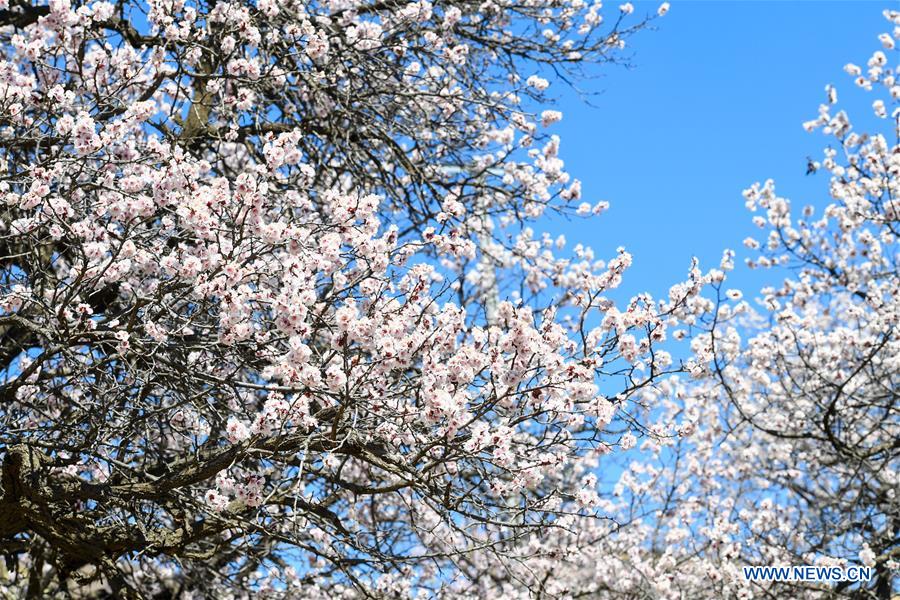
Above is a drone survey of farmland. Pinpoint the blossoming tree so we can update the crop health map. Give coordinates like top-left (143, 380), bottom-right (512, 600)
top-left (456, 9), bottom-right (900, 599)
top-left (708, 20), bottom-right (900, 595)
top-left (0, 0), bottom-right (714, 597)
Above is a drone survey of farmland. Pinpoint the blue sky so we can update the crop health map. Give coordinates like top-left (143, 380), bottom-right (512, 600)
top-left (546, 0), bottom-right (893, 299)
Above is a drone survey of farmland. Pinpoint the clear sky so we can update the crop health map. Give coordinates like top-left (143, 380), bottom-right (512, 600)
top-left (546, 0), bottom-right (893, 299)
